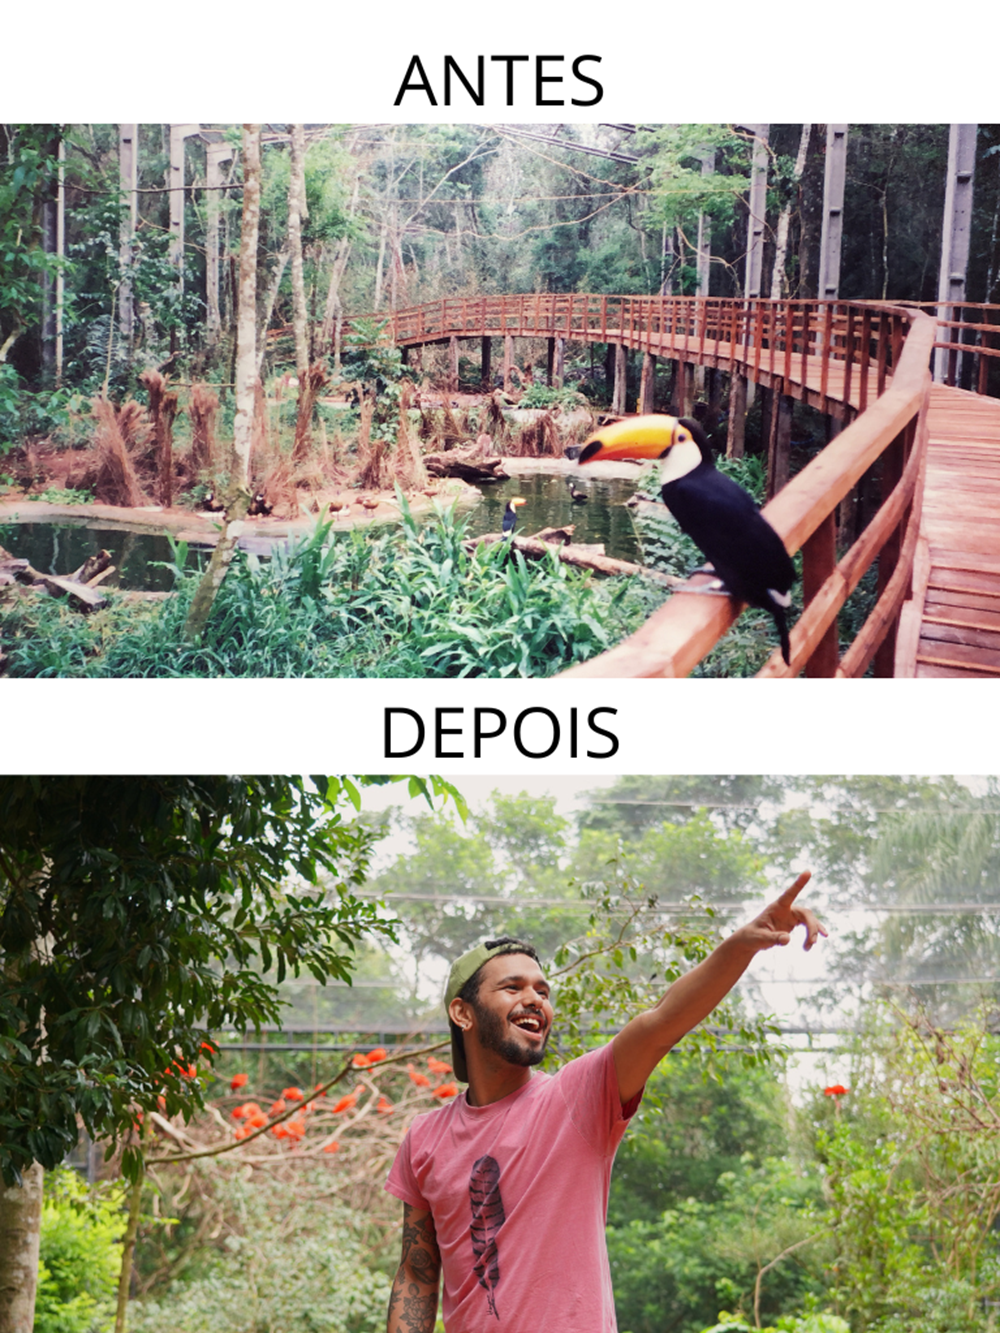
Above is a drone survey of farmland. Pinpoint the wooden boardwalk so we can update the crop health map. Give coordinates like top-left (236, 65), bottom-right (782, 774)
top-left (899, 385), bottom-right (1000, 677)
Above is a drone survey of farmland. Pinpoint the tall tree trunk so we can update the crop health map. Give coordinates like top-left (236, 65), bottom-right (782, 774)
top-left (288, 125), bottom-right (309, 380)
top-left (771, 123), bottom-right (811, 299)
top-left (0, 1162), bottom-right (43, 1333)
top-left (184, 123), bottom-right (260, 643)
top-left (288, 125), bottom-right (314, 456)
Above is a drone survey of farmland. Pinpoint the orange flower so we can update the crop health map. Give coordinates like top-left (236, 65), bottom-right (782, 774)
top-left (271, 1123), bottom-right (289, 1139)
top-left (286, 1117), bottom-right (306, 1140)
top-left (427, 1057), bottom-right (453, 1074)
top-left (824, 1084), bottom-right (850, 1097)
top-left (431, 1082), bottom-right (459, 1100)
top-left (377, 1097), bottom-right (394, 1115)
top-left (407, 1064), bottom-right (431, 1088)
top-left (181, 1063), bottom-right (197, 1080)
top-left (232, 1105), bottom-right (247, 1120)
top-left (351, 1052), bottom-right (370, 1068)
top-left (322, 1141), bottom-right (340, 1154)
top-left (156, 1095), bottom-right (167, 1112)
top-left (247, 1112), bottom-right (268, 1129)
top-left (269, 1099), bottom-right (287, 1118)
top-left (332, 1093), bottom-right (358, 1114)
top-left (200, 1041), bottom-right (217, 1056)
top-left (230, 1073), bottom-right (249, 1092)
top-left (234, 1126), bottom-right (250, 1141)
top-left (240, 1102), bottom-right (261, 1117)
top-left (281, 1086), bottom-right (304, 1101)
top-left (367, 1047), bottom-right (388, 1064)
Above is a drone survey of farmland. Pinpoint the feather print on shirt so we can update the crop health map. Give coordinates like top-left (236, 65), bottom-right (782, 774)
top-left (469, 1154), bottom-right (504, 1319)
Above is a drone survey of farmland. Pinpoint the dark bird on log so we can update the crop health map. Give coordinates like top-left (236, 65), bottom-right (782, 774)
top-left (202, 490), bottom-right (224, 513)
top-left (501, 497), bottom-right (527, 539)
top-left (248, 491), bottom-right (272, 517)
top-left (578, 414), bottom-right (795, 664)
top-left (565, 477), bottom-right (588, 504)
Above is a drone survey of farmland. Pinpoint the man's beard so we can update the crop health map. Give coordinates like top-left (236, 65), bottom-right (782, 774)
top-left (472, 998), bottom-right (550, 1067)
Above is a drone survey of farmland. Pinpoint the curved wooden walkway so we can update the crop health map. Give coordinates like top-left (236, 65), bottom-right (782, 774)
top-left (358, 294), bottom-right (1000, 677)
top-left (895, 386), bottom-right (1000, 677)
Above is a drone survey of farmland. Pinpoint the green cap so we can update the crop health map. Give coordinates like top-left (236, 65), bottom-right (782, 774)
top-left (444, 942), bottom-right (514, 1083)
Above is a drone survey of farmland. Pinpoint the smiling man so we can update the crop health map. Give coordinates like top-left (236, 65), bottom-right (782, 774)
top-left (385, 873), bottom-right (824, 1333)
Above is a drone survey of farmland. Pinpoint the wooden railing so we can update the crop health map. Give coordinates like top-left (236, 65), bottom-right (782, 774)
top-left (358, 294), bottom-right (925, 420)
top-left (558, 305), bottom-right (936, 678)
top-left (351, 294), bottom-right (941, 677)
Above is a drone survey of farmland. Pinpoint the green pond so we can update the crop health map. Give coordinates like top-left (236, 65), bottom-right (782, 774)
top-left (0, 473), bottom-right (647, 591)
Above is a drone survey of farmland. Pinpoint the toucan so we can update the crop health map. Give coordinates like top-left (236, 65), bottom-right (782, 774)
top-left (502, 497), bottom-right (527, 539)
top-left (578, 414), bottom-right (795, 664)
top-left (566, 477), bottom-right (588, 504)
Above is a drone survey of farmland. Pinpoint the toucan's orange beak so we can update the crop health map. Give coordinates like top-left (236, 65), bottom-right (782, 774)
top-left (578, 414), bottom-right (681, 464)
top-left (510, 497), bottom-right (527, 507)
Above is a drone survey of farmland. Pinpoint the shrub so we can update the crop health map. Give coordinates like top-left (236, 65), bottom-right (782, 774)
top-left (35, 1168), bottom-right (125, 1333)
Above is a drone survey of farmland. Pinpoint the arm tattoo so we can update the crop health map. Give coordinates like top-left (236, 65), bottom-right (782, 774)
top-left (387, 1204), bottom-right (441, 1333)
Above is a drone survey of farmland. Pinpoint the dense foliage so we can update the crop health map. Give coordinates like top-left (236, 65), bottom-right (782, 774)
top-left (0, 502), bottom-right (664, 677)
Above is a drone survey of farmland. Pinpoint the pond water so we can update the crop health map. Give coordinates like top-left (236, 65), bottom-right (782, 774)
top-left (460, 471), bottom-right (644, 564)
top-left (0, 521), bottom-right (208, 592)
top-left (0, 473), bottom-right (648, 591)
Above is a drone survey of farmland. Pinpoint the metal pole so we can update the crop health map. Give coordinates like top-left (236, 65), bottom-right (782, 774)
top-left (817, 125), bottom-right (848, 300)
top-left (119, 124), bottom-right (139, 345)
top-left (169, 123), bottom-right (201, 292)
top-left (55, 138), bottom-right (65, 385)
top-left (744, 125), bottom-right (769, 300)
top-left (205, 140), bottom-right (233, 345)
top-left (934, 123), bottom-right (977, 383)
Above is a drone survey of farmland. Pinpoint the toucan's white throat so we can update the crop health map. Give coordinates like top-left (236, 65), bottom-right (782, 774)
top-left (658, 438), bottom-right (702, 484)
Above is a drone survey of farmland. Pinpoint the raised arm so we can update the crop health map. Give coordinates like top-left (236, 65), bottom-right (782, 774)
top-left (387, 1202), bottom-right (442, 1333)
top-left (612, 873), bottom-right (825, 1104)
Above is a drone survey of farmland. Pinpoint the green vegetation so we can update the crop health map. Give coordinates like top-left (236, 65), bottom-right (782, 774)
top-left (35, 1170), bottom-right (125, 1333)
top-left (0, 501), bottom-right (665, 677)
top-left (8, 776), bottom-right (1000, 1332)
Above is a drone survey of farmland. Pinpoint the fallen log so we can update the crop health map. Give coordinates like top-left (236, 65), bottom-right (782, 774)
top-left (27, 571), bottom-right (107, 610)
top-left (467, 532), bottom-right (684, 588)
top-left (70, 549), bottom-right (113, 584)
top-left (424, 447), bottom-right (509, 484)
top-left (3, 548), bottom-right (111, 610)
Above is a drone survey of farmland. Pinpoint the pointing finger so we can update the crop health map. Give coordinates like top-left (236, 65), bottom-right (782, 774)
top-left (778, 871), bottom-right (812, 907)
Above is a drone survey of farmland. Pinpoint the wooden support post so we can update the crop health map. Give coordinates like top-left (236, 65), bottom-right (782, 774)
top-left (612, 343), bottom-right (628, 415)
top-left (553, 336), bottom-right (565, 389)
top-left (873, 428), bottom-right (908, 676)
top-left (802, 510), bottom-right (839, 677)
top-left (726, 373), bottom-right (747, 458)
top-left (504, 334), bottom-right (514, 394)
top-left (639, 352), bottom-right (656, 414)
top-left (481, 335), bottom-right (491, 389)
top-left (766, 392), bottom-right (792, 499)
top-left (400, 345), bottom-right (410, 367)
top-left (448, 335), bottom-right (459, 392)
top-left (679, 361), bottom-right (695, 417)
top-left (706, 366), bottom-right (722, 428)
top-left (546, 336), bottom-right (555, 386)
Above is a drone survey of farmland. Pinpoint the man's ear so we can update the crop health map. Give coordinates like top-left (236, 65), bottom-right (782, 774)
top-left (449, 996), bottom-right (472, 1031)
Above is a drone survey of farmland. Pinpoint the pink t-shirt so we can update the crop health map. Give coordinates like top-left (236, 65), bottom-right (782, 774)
top-left (386, 1044), bottom-right (641, 1332)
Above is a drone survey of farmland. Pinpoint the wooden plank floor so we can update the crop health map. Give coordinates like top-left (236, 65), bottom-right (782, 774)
top-left (910, 385), bottom-right (1000, 677)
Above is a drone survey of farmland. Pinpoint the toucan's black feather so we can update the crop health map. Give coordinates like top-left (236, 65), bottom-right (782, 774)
top-left (665, 419), bottom-right (795, 664)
